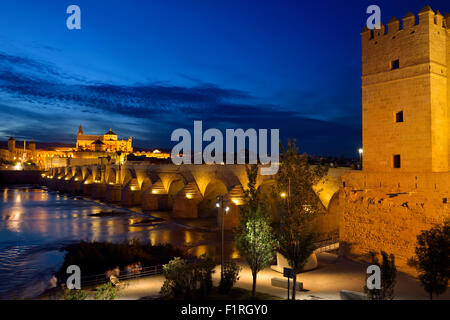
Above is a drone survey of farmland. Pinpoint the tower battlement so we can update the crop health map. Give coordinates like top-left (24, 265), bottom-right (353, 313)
top-left (362, 6), bottom-right (450, 41)
top-left (361, 5), bottom-right (450, 173)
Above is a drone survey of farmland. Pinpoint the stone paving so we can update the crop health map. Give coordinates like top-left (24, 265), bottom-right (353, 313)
top-left (117, 252), bottom-right (450, 300)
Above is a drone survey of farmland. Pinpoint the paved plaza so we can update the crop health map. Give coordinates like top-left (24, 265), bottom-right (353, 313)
top-left (117, 253), bottom-right (450, 300)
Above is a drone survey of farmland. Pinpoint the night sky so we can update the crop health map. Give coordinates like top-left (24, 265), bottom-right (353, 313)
top-left (0, 0), bottom-right (449, 156)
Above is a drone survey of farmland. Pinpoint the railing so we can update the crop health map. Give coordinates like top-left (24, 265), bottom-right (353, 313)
top-left (76, 264), bottom-right (164, 288)
top-left (314, 236), bottom-right (339, 254)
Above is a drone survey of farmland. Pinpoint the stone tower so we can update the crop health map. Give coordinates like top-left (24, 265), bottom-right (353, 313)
top-left (29, 140), bottom-right (36, 153)
top-left (361, 6), bottom-right (450, 173)
top-left (339, 7), bottom-right (450, 274)
top-left (8, 136), bottom-right (15, 153)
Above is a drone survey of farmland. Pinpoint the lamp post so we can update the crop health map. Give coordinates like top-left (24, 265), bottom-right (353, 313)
top-left (358, 148), bottom-right (363, 168)
top-left (216, 195), bottom-right (230, 283)
top-left (280, 177), bottom-right (291, 299)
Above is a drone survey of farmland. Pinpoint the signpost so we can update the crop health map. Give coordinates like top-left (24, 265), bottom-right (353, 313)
top-left (283, 267), bottom-right (295, 300)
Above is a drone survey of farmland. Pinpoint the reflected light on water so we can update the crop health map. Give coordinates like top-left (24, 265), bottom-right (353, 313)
top-left (7, 210), bottom-right (22, 232)
top-left (0, 187), bottom-right (238, 299)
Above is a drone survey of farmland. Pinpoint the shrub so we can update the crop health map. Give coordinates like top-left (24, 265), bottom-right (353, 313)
top-left (62, 288), bottom-right (89, 300)
top-left (93, 282), bottom-right (119, 300)
top-left (219, 261), bottom-right (241, 294)
top-left (194, 254), bottom-right (216, 298)
top-left (160, 257), bottom-right (196, 299)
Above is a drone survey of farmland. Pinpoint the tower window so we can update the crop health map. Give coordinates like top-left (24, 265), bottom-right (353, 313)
top-left (393, 154), bottom-right (401, 168)
top-left (391, 59), bottom-right (400, 70)
top-left (396, 111), bottom-right (403, 123)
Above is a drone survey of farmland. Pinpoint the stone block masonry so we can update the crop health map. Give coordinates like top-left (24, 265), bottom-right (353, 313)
top-left (340, 6), bottom-right (450, 274)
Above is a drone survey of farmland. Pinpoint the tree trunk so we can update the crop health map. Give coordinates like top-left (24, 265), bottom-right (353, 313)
top-left (292, 268), bottom-right (297, 300)
top-left (252, 271), bottom-right (257, 297)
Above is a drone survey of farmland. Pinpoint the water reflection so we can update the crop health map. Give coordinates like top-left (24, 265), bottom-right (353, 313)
top-left (0, 187), bottom-right (238, 299)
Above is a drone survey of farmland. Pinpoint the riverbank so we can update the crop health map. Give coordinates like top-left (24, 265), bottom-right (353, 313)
top-left (0, 170), bottom-right (43, 185)
top-left (0, 186), bottom-right (234, 299)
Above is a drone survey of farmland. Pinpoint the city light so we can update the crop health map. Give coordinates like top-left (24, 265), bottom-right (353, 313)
top-left (152, 189), bottom-right (158, 194)
top-left (225, 206), bottom-right (230, 212)
top-left (216, 202), bottom-right (220, 208)
top-left (14, 163), bottom-right (22, 171)
top-left (280, 192), bottom-right (287, 198)
top-left (186, 193), bottom-right (192, 199)
top-left (358, 148), bottom-right (363, 155)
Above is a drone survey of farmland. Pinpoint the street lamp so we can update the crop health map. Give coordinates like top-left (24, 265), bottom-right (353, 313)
top-left (358, 148), bottom-right (363, 167)
top-left (216, 195), bottom-right (230, 283)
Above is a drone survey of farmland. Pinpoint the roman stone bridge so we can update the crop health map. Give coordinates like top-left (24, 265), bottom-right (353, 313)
top-left (42, 163), bottom-right (350, 229)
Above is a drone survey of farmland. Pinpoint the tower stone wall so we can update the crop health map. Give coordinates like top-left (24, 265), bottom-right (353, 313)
top-left (361, 7), bottom-right (449, 172)
top-left (340, 7), bottom-right (450, 274)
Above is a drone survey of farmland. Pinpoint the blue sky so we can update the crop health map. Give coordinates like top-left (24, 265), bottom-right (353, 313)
top-left (0, 0), bottom-right (449, 156)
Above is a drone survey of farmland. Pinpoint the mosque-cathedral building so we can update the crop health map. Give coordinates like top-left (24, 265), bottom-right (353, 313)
top-left (76, 125), bottom-right (133, 153)
top-left (0, 125), bottom-right (169, 169)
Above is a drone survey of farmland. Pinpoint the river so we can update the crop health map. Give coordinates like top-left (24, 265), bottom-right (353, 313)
top-left (0, 186), bottom-right (237, 299)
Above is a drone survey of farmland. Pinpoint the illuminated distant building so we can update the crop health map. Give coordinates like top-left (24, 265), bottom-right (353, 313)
top-left (76, 125), bottom-right (133, 153)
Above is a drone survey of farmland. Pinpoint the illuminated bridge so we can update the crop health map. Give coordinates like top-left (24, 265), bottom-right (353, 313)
top-left (42, 163), bottom-right (349, 229)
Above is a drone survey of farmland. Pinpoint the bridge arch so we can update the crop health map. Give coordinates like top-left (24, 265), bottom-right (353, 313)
top-left (105, 167), bottom-right (117, 184)
top-left (167, 179), bottom-right (185, 209)
top-left (140, 177), bottom-right (153, 194)
top-left (122, 168), bottom-right (137, 187)
top-left (198, 179), bottom-right (229, 217)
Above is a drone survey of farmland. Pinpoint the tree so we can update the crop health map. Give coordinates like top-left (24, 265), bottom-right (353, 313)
top-left (236, 205), bottom-right (278, 297)
top-left (274, 139), bottom-right (327, 299)
top-left (364, 251), bottom-right (397, 300)
top-left (241, 164), bottom-right (260, 213)
top-left (408, 221), bottom-right (450, 300)
top-left (235, 165), bottom-right (278, 297)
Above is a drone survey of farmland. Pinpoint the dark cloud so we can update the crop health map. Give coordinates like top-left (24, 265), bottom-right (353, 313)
top-left (0, 51), bottom-right (361, 156)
